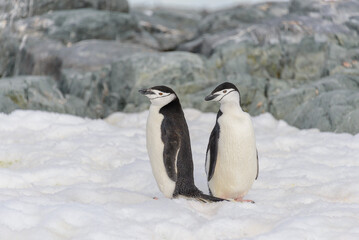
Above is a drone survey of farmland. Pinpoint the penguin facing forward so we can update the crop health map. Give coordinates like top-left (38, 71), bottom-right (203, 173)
top-left (139, 85), bottom-right (225, 203)
top-left (204, 82), bottom-right (258, 203)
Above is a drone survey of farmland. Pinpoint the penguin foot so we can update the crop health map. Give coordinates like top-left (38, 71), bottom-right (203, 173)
top-left (153, 197), bottom-right (159, 200)
top-left (234, 197), bottom-right (255, 204)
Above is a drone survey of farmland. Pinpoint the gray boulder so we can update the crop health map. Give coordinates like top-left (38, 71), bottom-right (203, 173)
top-left (0, 32), bottom-right (19, 78)
top-left (15, 36), bottom-right (63, 79)
top-left (288, 0), bottom-right (322, 15)
top-left (56, 40), bottom-right (155, 118)
top-left (346, 16), bottom-right (359, 35)
top-left (269, 74), bottom-right (359, 134)
top-left (0, 75), bottom-right (95, 116)
top-left (57, 39), bottom-right (154, 71)
top-left (60, 67), bottom-right (112, 118)
top-left (0, 76), bottom-right (68, 113)
top-left (14, 9), bottom-right (139, 44)
top-left (289, 0), bottom-right (359, 25)
top-left (1, 0), bottom-right (129, 23)
top-left (132, 7), bottom-right (202, 50)
top-left (185, 13), bottom-right (358, 55)
top-left (187, 14), bottom-right (358, 85)
top-left (195, 14), bottom-right (355, 55)
top-left (289, 90), bottom-right (359, 134)
top-left (110, 51), bottom-right (214, 112)
top-left (198, 2), bottom-right (289, 34)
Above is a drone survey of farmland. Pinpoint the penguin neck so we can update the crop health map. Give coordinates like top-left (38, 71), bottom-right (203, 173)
top-left (149, 104), bottom-right (161, 114)
top-left (220, 101), bottom-right (244, 115)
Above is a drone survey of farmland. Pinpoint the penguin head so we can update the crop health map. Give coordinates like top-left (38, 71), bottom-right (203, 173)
top-left (205, 82), bottom-right (240, 104)
top-left (139, 85), bottom-right (177, 107)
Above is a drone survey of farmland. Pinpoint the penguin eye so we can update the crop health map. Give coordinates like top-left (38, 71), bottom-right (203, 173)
top-left (159, 92), bottom-right (163, 96)
top-left (223, 90), bottom-right (227, 93)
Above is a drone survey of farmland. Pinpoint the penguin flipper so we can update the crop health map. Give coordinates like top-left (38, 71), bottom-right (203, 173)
top-left (206, 111), bottom-right (222, 181)
top-left (161, 120), bottom-right (181, 182)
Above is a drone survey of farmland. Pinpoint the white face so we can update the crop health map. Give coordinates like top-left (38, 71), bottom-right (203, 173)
top-left (206, 88), bottom-right (239, 103)
top-left (143, 89), bottom-right (176, 107)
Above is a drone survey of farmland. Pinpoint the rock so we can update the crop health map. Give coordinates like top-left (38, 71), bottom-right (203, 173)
top-left (59, 67), bottom-right (112, 118)
top-left (289, 0), bottom-right (359, 24)
top-left (193, 14), bottom-right (355, 56)
top-left (1, 0), bottom-right (359, 135)
top-left (133, 7), bottom-right (202, 50)
top-left (186, 14), bottom-right (358, 85)
top-left (15, 38), bottom-right (153, 78)
top-left (1, 0), bottom-right (129, 23)
top-left (346, 16), bottom-right (359, 34)
top-left (289, 90), bottom-right (359, 134)
top-left (330, 60), bottom-right (359, 76)
top-left (107, 46), bottom-right (268, 115)
top-left (57, 40), bottom-right (156, 118)
top-left (290, 37), bottom-right (327, 81)
top-left (269, 74), bottom-right (359, 134)
top-left (0, 32), bottom-right (19, 78)
top-left (14, 9), bottom-right (139, 44)
top-left (289, 0), bottom-right (322, 15)
top-left (198, 2), bottom-right (289, 34)
top-left (16, 36), bottom-right (64, 79)
top-left (109, 51), bottom-right (214, 112)
top-left (0, 75), bottom-right (80, 114)
top-left (57, 39), bottom-right (154, 71)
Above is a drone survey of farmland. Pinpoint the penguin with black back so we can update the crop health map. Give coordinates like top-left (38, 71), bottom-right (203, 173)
top-left (205, 82), bottom-right (259, 203)
top-left (139, 85), bottom-right (225, 202)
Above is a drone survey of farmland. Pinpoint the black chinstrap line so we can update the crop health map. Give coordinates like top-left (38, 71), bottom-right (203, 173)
top-left (218, 89), bottom-right (236, 101)
top-left (149, 93), bottom-right (173, 101)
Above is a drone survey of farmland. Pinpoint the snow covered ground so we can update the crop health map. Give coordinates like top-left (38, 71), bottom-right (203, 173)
top-left (0, 109), bottom-right (358, 239)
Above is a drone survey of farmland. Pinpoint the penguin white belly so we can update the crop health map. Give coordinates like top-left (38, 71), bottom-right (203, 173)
top-left (209, 113), bottom-right (257, 199)
top-left (146, 106), bottom-right (176, 198)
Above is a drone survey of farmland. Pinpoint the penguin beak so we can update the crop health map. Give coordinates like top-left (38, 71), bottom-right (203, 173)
top-left (205, 93), bottom-right (219, 101)
top-left (139, 89), bottom-right (154, 95)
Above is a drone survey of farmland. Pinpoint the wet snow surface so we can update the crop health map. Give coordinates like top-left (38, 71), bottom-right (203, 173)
top-left (0, 109), bottom-right (358, 239)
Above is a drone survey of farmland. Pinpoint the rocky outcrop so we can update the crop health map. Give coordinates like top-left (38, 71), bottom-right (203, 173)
top-left (1, 0), bottom-right (359, 134)
top-left (197, 2), bottom-right (290, 34)
top-left (0, 76), bottom-right (78, 114)
top-left (15, 36), bottom-right (63, 79)
top-left (269, 74), bottom-right (359, 132)
top-left (57, 40), bottom-right (154, 70)
top-left (0, 32), bottom-right (19, 78)
top-left (133, 8), bottom-right (202, 50)
top-left (0, 0), bottom-right (129, 22)
top-left (13, 9), bottom-right (139, 44)
top-left (110, 51), bottom-right (214, 112)
top-left (59, 68), bottom-right (112, 118)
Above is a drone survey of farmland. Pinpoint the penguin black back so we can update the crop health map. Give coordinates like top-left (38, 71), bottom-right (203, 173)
top-left (140, 85), bottom-right (226, 202)
top-left (159, 98), bottom-right (196, 196)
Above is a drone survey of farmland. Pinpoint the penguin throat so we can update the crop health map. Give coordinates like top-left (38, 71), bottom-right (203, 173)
top-left (220, 101), bottom-right (243, 114)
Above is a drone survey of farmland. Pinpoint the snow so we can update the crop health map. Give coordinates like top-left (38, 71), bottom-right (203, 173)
top-left (0, 109), bottom-right (359, 239)
top-left (128, 0), bottom-right (289, 11)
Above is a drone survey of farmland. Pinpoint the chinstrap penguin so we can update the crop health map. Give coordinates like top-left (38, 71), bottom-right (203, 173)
top-left (205, 82), bottom-right (258, 203)
top-left (139, 85), bottom-right (225, 203)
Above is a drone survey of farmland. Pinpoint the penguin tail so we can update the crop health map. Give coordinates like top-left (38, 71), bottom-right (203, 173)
top-left (177, 190), bottom-right (227, 203)
top-left (174, 182), bottom-right (227, 203)
top-left (196, 193), bottom-right (228, 203)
